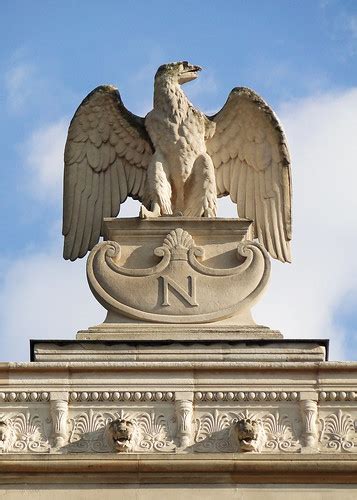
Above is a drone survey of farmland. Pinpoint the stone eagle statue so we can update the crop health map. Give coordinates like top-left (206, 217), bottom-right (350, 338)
top-left (63, 61), bottom-right (292, 262)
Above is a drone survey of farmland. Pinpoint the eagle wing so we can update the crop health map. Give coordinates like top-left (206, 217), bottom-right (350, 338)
top-left (206, 87), bottom-right (292, 262)
top-left (63, 85), bottom-right (153, 260)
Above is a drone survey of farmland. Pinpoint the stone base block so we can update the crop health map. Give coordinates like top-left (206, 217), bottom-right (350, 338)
top-left (87, 218), bottom-right (270, 325)
top-left (76, 323), bottom-right (283, 341)
top-left (31, 338), bottom-right (328, 363)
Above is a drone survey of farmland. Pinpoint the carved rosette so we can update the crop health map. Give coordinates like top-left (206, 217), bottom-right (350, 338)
top-left (87, 221), bottom-right (270, 323)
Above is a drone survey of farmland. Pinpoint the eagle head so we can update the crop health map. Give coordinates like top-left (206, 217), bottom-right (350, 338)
top-left (155, 61), bottom-right (202, 85)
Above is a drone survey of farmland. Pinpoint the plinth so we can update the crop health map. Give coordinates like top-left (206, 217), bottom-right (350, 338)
top-left (87, 217), bottom-right (270, 325)
top-left (1, 218), bottom-right (357, 499)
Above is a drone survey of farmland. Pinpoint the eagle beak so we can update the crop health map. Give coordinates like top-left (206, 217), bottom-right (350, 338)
top-left (179, 64), bottom-right (202, 84)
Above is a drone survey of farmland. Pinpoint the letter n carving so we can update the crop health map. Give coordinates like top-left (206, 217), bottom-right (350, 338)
top-left (161, 276), bottom-right (198, 307)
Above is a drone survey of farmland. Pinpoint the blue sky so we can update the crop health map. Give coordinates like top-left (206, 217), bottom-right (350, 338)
top-left (1, 0), bottom-right (357, 361)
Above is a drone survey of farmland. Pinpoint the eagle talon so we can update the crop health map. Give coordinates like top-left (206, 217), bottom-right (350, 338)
top-left (203, 208), bottom-right (215, 218)
top-left (139, 204), bottom-right (161, 219)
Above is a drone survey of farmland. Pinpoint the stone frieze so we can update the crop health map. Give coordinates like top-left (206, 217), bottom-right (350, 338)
top-left (0, 389), bottom-right (356, 454)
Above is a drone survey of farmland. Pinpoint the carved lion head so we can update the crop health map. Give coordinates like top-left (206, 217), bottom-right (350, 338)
top-left (234, 418), bottom-right (263, 452)
top-left (108, 419), bottom-right (135, 452)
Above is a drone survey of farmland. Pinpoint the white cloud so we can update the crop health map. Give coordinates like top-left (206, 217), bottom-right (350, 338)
top-left (4, 62), bottom-right (35, 112)
top-left (0, 238), bottom-right (103, 362)
top-left (23, 119), bottom-right (68, 201)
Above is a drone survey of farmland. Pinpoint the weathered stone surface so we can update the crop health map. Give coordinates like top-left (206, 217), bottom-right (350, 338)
top-left (2, 345), bottom-right (357, 459)
top-left (0, 484), bottom-right (356, 500)
top-left (31, 339), bottom-right (327, 363)
top-left (63, 62), bottom-right (292, 263)
top-left (76, 324), bottom-right (283, 341)
top-left (1, 339), bottom-right (357, 495)
top-left (87, 218), bottom-right (270, 326)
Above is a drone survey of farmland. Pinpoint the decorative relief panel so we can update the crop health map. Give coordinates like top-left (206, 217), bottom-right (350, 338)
top-left (0, 411), bottom-right (50, 453)
top-left (87, 220), bottom-right (270, 324)
top-left (67, 408), bottom-right (109, 452)
top-left (67, 408), bottom-right (175, 453)
top-left (135, 410), bottom-right (175, 452)
top-left (263, 411), bottom-right (300, 452)
top-left (192, 408), bottom-right (300, 453)
top-left (1, 389), bottom-right (357, 454)
top-left (193, 409), bottom-right (232, 452)
top-left (319, 409), bottom-right (357, 452)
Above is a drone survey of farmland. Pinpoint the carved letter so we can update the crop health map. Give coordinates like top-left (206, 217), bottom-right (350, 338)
top-left (161, 275), bottom-right (198, 307)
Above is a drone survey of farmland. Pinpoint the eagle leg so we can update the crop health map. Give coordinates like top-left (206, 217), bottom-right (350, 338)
top-left (184, 154), bottom-right (217, 217)
top-left (139, 202), bottom-right (161, 219)
top-left (141, 154), bottom-right (173, 218)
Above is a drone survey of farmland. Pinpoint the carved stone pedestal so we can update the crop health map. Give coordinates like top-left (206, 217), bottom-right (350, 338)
top-left (87, 217), bottom-right (270, 326)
